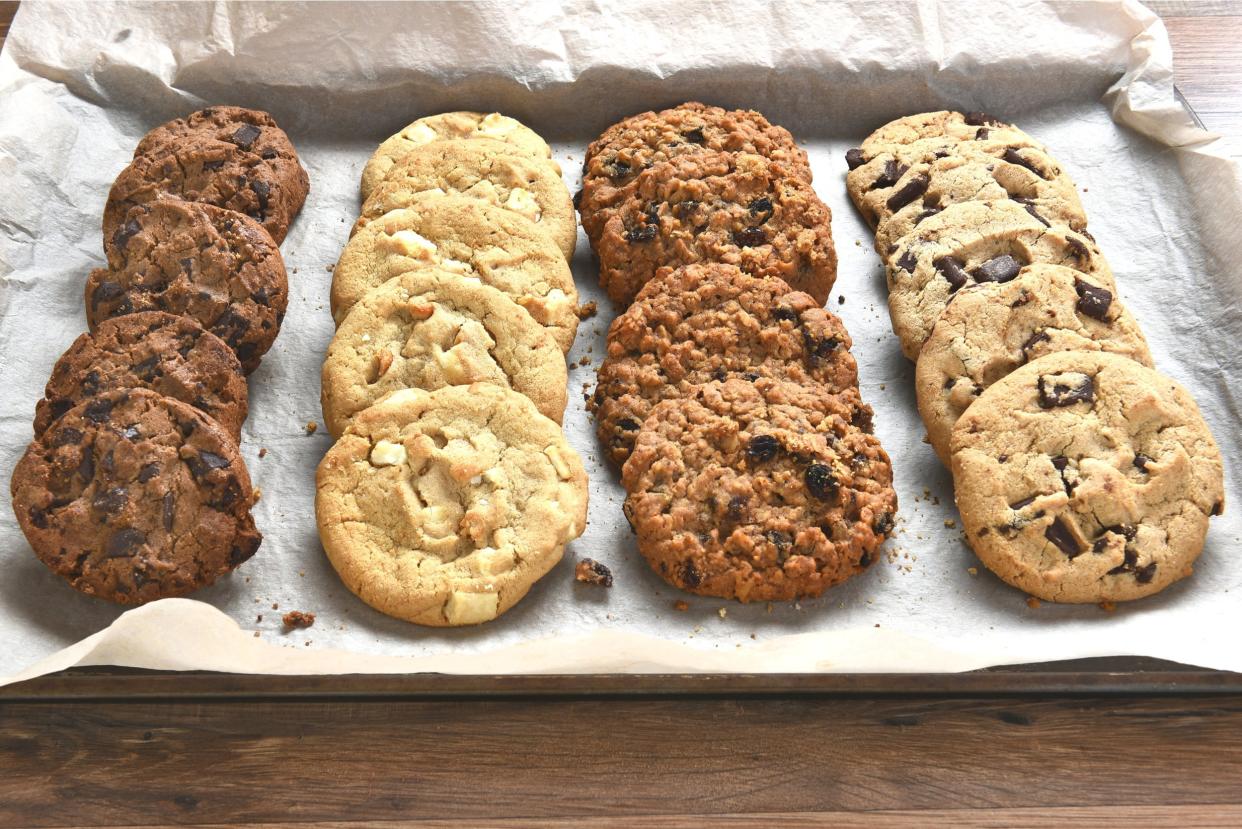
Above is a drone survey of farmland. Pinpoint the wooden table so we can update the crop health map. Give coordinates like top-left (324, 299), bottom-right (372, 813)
top-left (2, 2), bottom-right (1242, 826)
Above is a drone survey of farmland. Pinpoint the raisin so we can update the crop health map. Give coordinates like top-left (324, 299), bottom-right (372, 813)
top-left (747, 434), bottom-right (780, 463)
top-left (805, 463), bottom-right (838, 500)
top-left (733, 226), bottom-right (767, 247)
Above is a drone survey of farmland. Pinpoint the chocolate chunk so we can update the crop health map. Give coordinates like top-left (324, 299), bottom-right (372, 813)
top-left (625, 223), bottom-right (657, 243)
top-left (250, 178), bottom-right (270, 209)
top-left (1074, 279), bottom-right (1113, 320)
top-left (84, 397), bottom-right (116, 423)
top-left (733, 226), bottom-right (768, 247)
top-left (1064, 234), bottom-right (1091, 265)
top-left (1135, 562), bottom-right (1157, 583)
top-left (845, 148), bottom-right (866, 170)
top-left (90, 280), bottom-right (125, 310)
top-left (1212, 501), bottom-right (1224, 517)
top-left (230, 123), bottom-right (262, 150)
top-left (872, 159), bottom-right (906, 189)
top-left (106, 527), bottom-right (146, 558)
top-left (1038, 372), bottom-right (1095, 408)
top-left (187, 450), bottom-right (232, 482)
top-left (1133, 453), bottom-right (1152, 472)
top-left (77, 443), bottom-right (95, 482)
top-left (1108, 547), bottom-right (1139, 576)
top-left (804, 463), bottom-right (839, 500)
top-left (896, 248), bottom-right (918, 273)
top-left (162, 492), bottom-right (175, 532)
top-left (964, 111), bottom-right (1003, 127)
top-left (1002, 147), bottom-right (1046, 178)
top-left (934, 256), bottom-right (969, 292)
top-left (1044, 517), bottom-right (1082, 558)
top-left (92, 486), bottom-right (129, 516)
top-left (973, 254), bottom-right (1021, 284)
top-left (1010, 496), bottom-right (1037, 510)
top-left (886, 173), bottom-right (930, 212)
top-left (137, 462), bottom-right (160, 483)
top-left (683, 127), bottom-right (706, 144)
top-left (111, 218), bottom-right (143, 251)
top-left (975, 127), bottom-right (990, 140)
top-left (202, 159), bottom-right (225, 172)
top-left (1022, 330), bottom-right (1051, 361)
top-left (1011, 197), bottom-right (1050, 226)
top-left (915, 205), bottom-right (942, 225)
top-left (747, 434), bottom-right (780, 463)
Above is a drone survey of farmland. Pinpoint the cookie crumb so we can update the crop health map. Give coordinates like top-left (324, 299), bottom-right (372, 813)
top-left (326, 263), bottom-right (335, 273)
top-left (256, 614), bottom-right (264, 622)
top-left (1025, 597), bottom-right (1041, 610)
top-left (577, 355), bottom-right (591, 367)
top-left (943, 518), bottom-right (956, 529)
top-left (576, 301), bottom-right (598, 320)
top-left (305, 421), bottom-right (318, 435)
top-left (253, 631), bottom-right (260, 638)
top-left (1098, 601), bottom-right (1117, 613)
top-left (967, 567), bottom-right (978, 576)
top-left (271, 602), bottom-right (279, 610)
top-left (258, 447), bottom-right (268, 458)
top-left (574, 558), bottom-right (613, 587)
top-left (282, 610), bottom-right (315, 630)
top-left (673, 599), bottom-right (690, 612)
top-left (252, 487), bottom-right (262, 503)
top-left (837, 295), bottom-right (845, 305)
top-left (717, 607), bottom-right (728, 619)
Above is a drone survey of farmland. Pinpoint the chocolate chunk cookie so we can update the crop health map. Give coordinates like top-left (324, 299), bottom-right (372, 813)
top-left (886, 199), bottom-right (1114, 360)
top-left (361, 111), bottom-right (554, 199)
top-left (593, 263), bottom-right (863, 465)
top-left (331, 197), bottom-right (579, 351)
top-left (579, 102), bottom-right (811, 246)
top-left (622, 378), bottom-right (897, 602)
top-left (355, 138), bottom-right (576, 261)
top-left (596, 151), bottom-right (836, 306)
top-left (951, 352), bottom-right (1224, 603)
top-left (105, 128), bottom-right (308, 245)
top-left (847, 140), bottom-right (1087, 257)
top-left (10, 388), bottom-right (262, 605)
top-left (316, 384), bottom-right (588, 626)
top-left (35, 311), bottom-right (248, 441)
top-left (87, 197), bottom-right (289, 373)
top-left (916, 265), bottom-right (1151, 465)
top-left (855, 110), bottom-right (1043, 158)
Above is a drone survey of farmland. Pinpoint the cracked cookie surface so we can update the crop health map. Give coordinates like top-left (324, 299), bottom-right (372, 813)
top-left (355, 138), bottom-right (576, 260)
top-left (361, 111), bottom-right (553, 199)
top-left (950, 351), bottom-right (1224, 603)
top-left (36, 311), bottom-right (248, 441)
top-left (916, 265), bottom-right (1151, 466)
top-left (87, 197), bottom-right (289, 373)
top-left (595, 150), bottom-right (835, 306)
top-left (579, 101), bottom-right (810, 247)
top-left (322, 270), bottom-right (567, 437)
top-left (11, 388), bottom-right (261, 605)
top-left (331, 197), bottom-right (578, 351)
top-left (593, 263), bottom-right (862, 466)
top-left (886, 199), bottom-right (1113, 360)
top-left (315, 384), bottom-right (588, 627)
top-left (622, 378), bottom-right (897, 602)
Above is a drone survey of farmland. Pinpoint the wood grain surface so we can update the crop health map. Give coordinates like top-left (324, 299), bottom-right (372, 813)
top-left (2, 2), bottom-right (1242, 827)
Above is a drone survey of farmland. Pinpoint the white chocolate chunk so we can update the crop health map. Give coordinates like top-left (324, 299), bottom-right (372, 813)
top-left (386, 229), bottom-right (438, 259)
top-left (438, 257), bottom-right (474, 275)
top-left (544, 445), bottom-right (572, 480)
top-left (445, 590), bottom-right (499, 625)
top-left (401, 122), bottom-right (439, 144)
top-left (370, 439), bottom-right (408, 467)
top-left (477, 113), bottom-right (519, 137)
top-left (504, 187), bottom-right (542, 223)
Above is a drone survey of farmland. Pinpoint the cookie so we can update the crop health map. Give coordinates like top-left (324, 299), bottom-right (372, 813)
top-left (87, 197), bottom-right (289, 373)
top-left (951, 352), bottom-right (1224, 603)
top-left (35, 311), bottom-right (248, 442)
top-left (104, 133), bottom-right (308, 245)
top-left (596, 151), bottom-right (836, 306)
top-left (322, 270), bottom-right (567, 437)
top-left (855, 110), bottom-right (1043, 158)
top-left (133, 106), bottom-right (306, 179)
top-left (593, 263), bottom-right (863, 465)
top-left (360, 111), bottom-right (553, 199)
top-left (315, 384), bottom-right (588, 627)
top-left (847, 141), bottom-right (1086, 257)
top-left (10, 388), bottom-right (261, 605)
top-left (579, 102), bottom-right (810, 246)
top-left (886, 199), bottom-right (1114, 360)
top-left (330, 197), bottom-right (579, 351)
top-left (622, 378), bottom-right (897, 602)
top-left (355, 138), bottom-right (576, 261)
top-left (915, 265), bottom-right (1152, 465)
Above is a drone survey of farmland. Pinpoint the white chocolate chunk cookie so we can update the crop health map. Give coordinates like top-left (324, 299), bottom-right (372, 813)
top-left (360, 111), bottom-right (554, 200)
top-left (316, 384), bottom-right (589, 627)
top-left (355, 138), bottom-right (577, 261)
top-left (322, 270), bottom-right (567, 436)
top-left (916, 265), bottom-right (1152, 465)
top-left (886, 199), bottom-right (1114, 360)
top-left (950, 352), bottom-right (1224, 604)
top-left (331, 197), bottom-right (579, 351)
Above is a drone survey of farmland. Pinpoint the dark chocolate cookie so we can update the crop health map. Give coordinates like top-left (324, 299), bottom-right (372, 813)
top-left (134, 106), bottom-right (303, 172)
top-left (580, 102), bottom-right (811, 246)
top-left (595, 150), bottom-right (836, 306)
top-left (592, 263), bottom-right (862, 465)
top-left (35, 311), bottom-right (248, 441)
top-left (10, 388), bottom-right (262, 605)
top-left (87, 197), bottom-right (289, 372)
top-left (104, 128), bottom-right (308, 244)
top-left (622, 378), bottom-right (897, 602)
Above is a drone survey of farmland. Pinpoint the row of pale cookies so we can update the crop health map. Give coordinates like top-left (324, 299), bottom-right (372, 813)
top-left (315, 112), bottom-right (589, 627)
top-left (847, 110), bottom-right (1224, 604)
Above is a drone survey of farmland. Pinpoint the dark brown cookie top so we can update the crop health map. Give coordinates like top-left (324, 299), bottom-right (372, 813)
top-left (10, 388), bottom-right (261, 605)
top-left (621, 378), bottom-right (897, 603)
top-left (35, 311), bottom-right (248, 441)
top-left (592, 263), bottom-right (862, 465)
top-left (580, 102), bottom-right (811, 245)
top-left (88, 197), bottom-right (289, 372)
top-left (595, 151), bottom-right (836, 306)
top-left (104, 132), bottom-right (308, 245)
top-left (134, 106), bottom-right (301, 169)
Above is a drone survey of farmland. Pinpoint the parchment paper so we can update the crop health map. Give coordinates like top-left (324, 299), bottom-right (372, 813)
top-left (2, 0), bottom-right (1239, 686)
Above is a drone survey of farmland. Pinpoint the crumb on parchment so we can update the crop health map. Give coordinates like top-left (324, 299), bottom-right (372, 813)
top-left (282, 610), bottom-right (315, 630)
top-left (575, 558), bottom-right (613, 587)
top-left (305, 421), bottom-right (318, 435)
top-left (576, 301), bottom-right (598, 320)
top-left (673, 600), bottom-right (689, 612)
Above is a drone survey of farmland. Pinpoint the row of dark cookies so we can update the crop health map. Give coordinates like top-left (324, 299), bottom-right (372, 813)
top-left (580, 102), bottom-right (898, 603)
top-left (314, 112), bottom-right (588, 627)
top-left (847, 110), bottom-right (1223, 604)
top-left (10, 107), bottom-right (309, 605)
